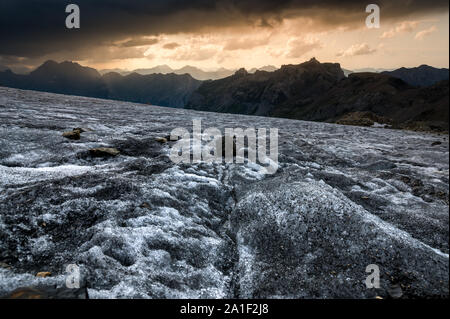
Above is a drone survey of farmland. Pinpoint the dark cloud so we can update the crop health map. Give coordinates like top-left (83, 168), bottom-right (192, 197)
top-left (0, 0), bottom-right (448, 60)
top-left (117, 37), bottom-right (159, 47)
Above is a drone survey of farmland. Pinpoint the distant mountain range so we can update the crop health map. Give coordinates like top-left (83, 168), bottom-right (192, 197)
top-left (99, 65), bottom-right (277, 80)
top-left (0, 59), bottom-right (448, 131)
top-left (248, 65), bottom-right (278, 73)
top-left (100, 65), bottom-right (234, 80)
top-left (102, 71), bottom-right (201, 107)
top-left (382, 65), bottom-right (449, 87)
top-left (0, 60), bottom-right (201, 108)
top-left (342, 68), bottom-right (394, 77)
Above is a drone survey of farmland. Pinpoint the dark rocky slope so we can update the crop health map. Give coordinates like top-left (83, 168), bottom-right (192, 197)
top-left (272, 73), bottom-right (449, 131)
top-left (0, 61), bottom-right (109, 98)
top-left (383, 65), bottom-right (449, 87)
top-left (186, 58), bottom-right (345, 116)
top-left (0, 61), bottom-right (202, 108)
top-left (186, 59), bottom-right (449, 132)
top-left (102, 71), bottom-right (201, 108)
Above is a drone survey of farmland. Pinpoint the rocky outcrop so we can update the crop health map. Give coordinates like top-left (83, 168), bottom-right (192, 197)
top-left (186, 58), bottom-right (345, 116)
top-left (35, 272), bottom-right (51, 278)
top-left (187, 61), bottom-right (448, 132)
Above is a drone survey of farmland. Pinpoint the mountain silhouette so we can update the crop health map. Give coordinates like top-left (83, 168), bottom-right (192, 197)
top-left (383, 65), bottom-right (449, 87)
top-left (0, 59), bottom-right (448, 131)
top-left (186, 58), bottom-right (449, 131)
top-left (0, 60), bottom-right (201, 108)
top-left (99, 65), bottom-right (236, 80)
top-left (103, 71), bottom-right (201, 107)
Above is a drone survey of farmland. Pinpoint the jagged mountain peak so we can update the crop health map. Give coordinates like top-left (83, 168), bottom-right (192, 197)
top-left (281, 58), bottom-right (340, 71)
top-left (307, 57), bottom-right (319, 63)
top-left (31, 60), bottom-right (101, 78)
top-left (233, 68), bottom-right (248, 77)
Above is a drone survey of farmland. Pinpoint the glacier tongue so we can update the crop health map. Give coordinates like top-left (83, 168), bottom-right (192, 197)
top-left (0, 86), bottom-right (448, 298)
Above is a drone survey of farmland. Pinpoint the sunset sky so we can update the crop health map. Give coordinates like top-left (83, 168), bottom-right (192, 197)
top-left (1, 0), bottom-right (448, 73)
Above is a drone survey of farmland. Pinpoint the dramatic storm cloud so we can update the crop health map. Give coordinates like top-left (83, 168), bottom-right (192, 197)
top-left (0, 0), bottom-right (448, 71)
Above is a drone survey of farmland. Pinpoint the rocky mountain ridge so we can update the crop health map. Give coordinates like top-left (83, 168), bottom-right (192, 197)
top-left (187, 59), bottom-right (449, 132)
top-left (1, 59), bottom-right (448, 130)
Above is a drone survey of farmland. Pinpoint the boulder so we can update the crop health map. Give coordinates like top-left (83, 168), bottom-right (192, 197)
top-left (62, 130), bottom-right (80, 140)
top-left (140, 202), bottom-right (151, 209)
top-left (73, 127), bottom-right (88, 133)
top-left (89, 147), bottom-right (120, 157)
top-left (155, 137), bottom-right (168, 144)
top-left (36, 272), bottom-right (51, 278)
